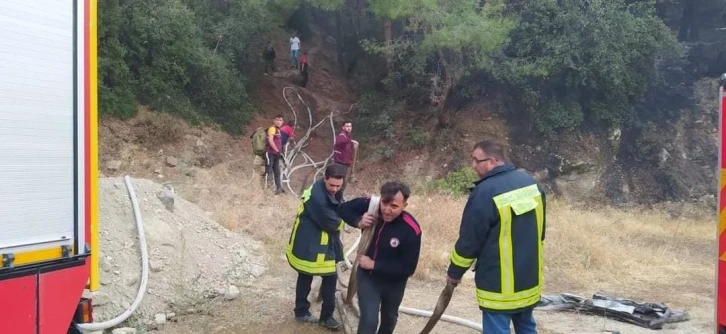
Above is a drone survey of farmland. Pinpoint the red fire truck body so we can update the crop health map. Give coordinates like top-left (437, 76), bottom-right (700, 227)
top-left (0, 1), bottom-right (99, 333)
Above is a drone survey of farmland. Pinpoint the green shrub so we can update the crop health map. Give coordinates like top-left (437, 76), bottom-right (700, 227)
top-left (427, 167), bottom-right (479, 198)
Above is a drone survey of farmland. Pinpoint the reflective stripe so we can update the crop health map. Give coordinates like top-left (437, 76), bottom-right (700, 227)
top-left (286, 247), bottom-right (336, 274)
top-left (477, 285), bottom-right (541, 310)
top-left (287, 186), bottom-right (312, 251)
top-left (450, 248), bottom-right (475, 268)
top-left (535, 196), bottom-right (544, 285)
top-left (498, 206), bottom-right (514, 295)
top-left (493, 184), bottom-right (540, 215)
top-left (337, 220), bottom-right (344, 231)
top-left (286, 185), bottom-right (336, 275)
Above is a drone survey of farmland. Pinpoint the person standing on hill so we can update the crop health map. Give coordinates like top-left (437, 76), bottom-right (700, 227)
top-left (265, 115), bottom-right (284, 194)
top-left (333, 121), bottom-right (358, 197)
top-left (263, 43), bottom-right (276, 75)
top-left (299, 51), bottom-right (309, 87)
top-left (446, 139), bottom-right (546, 334)
top-left (290, 35), bottom-right (301, 68)
top-left (338, 181), bottom-right (422, 334)
top-left (286, 164), bottom-right (373, 331)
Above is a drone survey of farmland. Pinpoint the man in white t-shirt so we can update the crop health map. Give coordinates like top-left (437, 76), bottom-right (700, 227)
top-left (290, 36), bottom-right (301, 68)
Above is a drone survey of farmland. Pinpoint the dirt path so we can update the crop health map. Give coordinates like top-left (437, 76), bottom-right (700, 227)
top-left (160, 254), bottom-right (713, 334)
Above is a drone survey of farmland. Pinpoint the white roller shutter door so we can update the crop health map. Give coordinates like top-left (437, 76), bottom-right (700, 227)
top-left (0, 1), bottom-right (76, 253)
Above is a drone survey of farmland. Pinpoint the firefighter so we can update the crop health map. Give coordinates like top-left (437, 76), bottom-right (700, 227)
top-left (446, 139), bottom-right (546, 334)
top-left (338, 181), bottom-right (422, 334)
top-left (286, 163), bottom-right (372, 331)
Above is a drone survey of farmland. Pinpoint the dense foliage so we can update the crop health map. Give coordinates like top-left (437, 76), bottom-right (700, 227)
top-left (99, 0), bottom-right (290, 134)
top-left (99, 0), bottom-right (726, 137)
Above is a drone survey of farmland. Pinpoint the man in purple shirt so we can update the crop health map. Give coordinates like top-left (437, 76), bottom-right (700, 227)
top-left (333, 121), bottom-right (358, 197)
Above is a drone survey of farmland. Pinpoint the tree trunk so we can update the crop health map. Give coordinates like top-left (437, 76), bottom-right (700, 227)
top-left (383, 18), bottom-right (393, 75)
top-left (336, 11), bottom-right (346, 75)
top-left (678, 0), bottom-right (695, 42)
top-left (436, 50), bottom-right (454, 128)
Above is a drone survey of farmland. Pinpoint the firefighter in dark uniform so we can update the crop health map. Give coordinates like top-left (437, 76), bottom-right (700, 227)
top-left (286, 164), bottom-right (372, 331)
top-left (447, 139), bottom-right (546, 334)
top-left (338, 181), bottom-right (422, 334)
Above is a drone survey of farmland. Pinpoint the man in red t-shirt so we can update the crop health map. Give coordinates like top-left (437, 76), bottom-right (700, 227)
top-left (265, 115), bottom-right (284, 194)
top-left (280, 121), bottom-right (294, 149)
top-left (333, 120), bottom-right (358, 197)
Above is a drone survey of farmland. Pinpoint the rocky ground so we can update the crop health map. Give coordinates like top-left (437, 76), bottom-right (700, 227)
top-left (87, 177), bottom-right (267, 331)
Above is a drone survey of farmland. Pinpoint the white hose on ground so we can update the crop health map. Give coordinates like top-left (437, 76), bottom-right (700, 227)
top-left (76, 175), bottom-right (150, 332)
top-left (337, 197), bottom-right (483, 332)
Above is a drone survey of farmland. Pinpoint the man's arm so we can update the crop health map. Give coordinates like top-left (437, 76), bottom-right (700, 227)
top-left (267, 127), bottom-right (279, 153)
top-left (334, 133), bottom-right (349, 151)
top-left (373, 230), bottom-right (421, 279)
top-left (447, 188), bottom-right (494, 280)
top-left (337, 197), bottom-right (369, 227)
top-left (305, 187), bottom-right (344, 233)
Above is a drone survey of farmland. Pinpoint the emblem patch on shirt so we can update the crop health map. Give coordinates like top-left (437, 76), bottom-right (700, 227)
top-left (390, 237), bottom-right (400, 248)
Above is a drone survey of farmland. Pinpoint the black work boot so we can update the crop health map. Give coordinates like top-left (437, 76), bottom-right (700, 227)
top-left (319, 317), bottom-right (342, 331)
top-left (295, 313), bottom-right (318, 324)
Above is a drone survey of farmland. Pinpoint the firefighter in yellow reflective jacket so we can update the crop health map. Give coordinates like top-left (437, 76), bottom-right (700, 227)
top-left (286, 164), bottom-right (369, 331)
top-left (447, 139), bottom-right (546, 334)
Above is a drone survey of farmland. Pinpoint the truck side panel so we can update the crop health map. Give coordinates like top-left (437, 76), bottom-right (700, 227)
top-left (0, 274), bottom-right (37, 333)
top-left (718, 85), bottom-right (726, 333)
top-left (39, 262), bottom-right (89, 334)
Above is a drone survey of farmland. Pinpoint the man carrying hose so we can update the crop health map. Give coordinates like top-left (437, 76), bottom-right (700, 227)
top-left (446, 139), bottom-right (546, 334)
top-left (286, 164), bottom-right (373, 331)
top-left (338, 182), bottom-right (422, 334)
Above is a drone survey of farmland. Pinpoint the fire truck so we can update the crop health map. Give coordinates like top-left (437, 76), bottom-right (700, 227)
top-left (719, 73), bottom-right (726, 334)
top-left (0, 0), bottom-right (99, 333)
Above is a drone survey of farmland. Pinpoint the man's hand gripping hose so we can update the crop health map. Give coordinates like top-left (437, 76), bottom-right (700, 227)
top-left (335, 196), bottom-right (482, 333)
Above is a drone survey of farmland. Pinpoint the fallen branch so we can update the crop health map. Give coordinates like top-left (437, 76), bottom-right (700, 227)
top-left (278, 86), bottom-right (358, 195)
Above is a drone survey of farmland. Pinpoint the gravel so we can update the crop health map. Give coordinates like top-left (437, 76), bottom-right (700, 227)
top-left (88, 177), bottom-right (267, 327)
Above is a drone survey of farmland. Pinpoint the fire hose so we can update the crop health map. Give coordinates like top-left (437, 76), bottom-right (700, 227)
top-left (77, 176), bottom-right (481, 333)
top-left (334, 196), bottom-right (483, 333)
top-left (76, 176), bottom-right (151, 332)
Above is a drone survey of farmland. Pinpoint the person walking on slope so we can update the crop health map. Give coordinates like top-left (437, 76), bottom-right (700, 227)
top-left (333, 120), bottom-right (358, 198)
top-left (299, 51), bottom-right (309, 87)
top-left (265, 115), bottom-right (284, 194)
top-left (338, 181), bottom-right (422, 334)
top-left (447, 139), bottom-right (546, 334)
top-left (290, 35), bottom-right (301, 68)
top-left (262, 43), bottom-right (276, 75)
top-left (286, 164), bottom-right (373, 331)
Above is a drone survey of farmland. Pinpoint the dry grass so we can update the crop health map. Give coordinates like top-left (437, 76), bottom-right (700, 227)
top-left (163, 161), bottom-right (716, 333)
top-left (131, 109), bottom-right (187, 147)
top-left (175, 157), bottom-right (715, 301)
